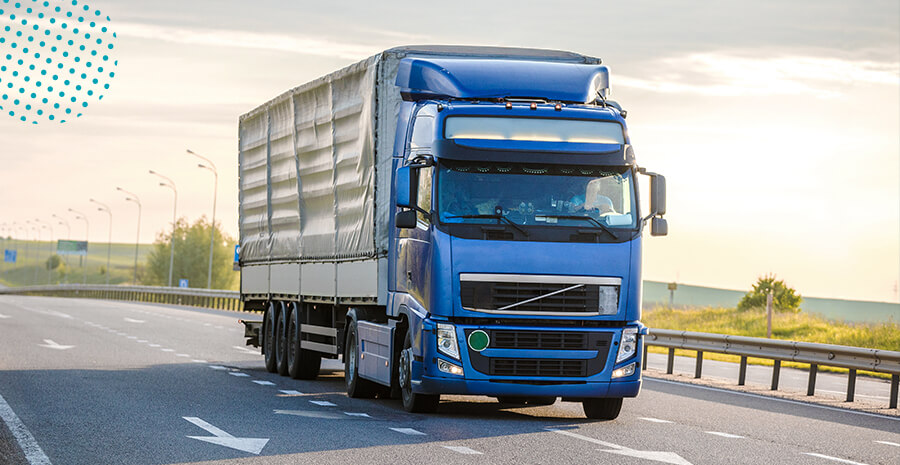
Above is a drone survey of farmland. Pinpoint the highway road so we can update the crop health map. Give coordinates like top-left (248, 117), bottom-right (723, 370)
top-left (1, 295), bottom-right (898, 465)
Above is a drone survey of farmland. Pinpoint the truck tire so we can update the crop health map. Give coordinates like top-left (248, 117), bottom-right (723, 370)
top-left (287, 302), bottom-right (321, 380)
top-left (263, 302), bottom-right (278, 373)
top-left (582, 398), bottom-right (623, 420)
top-left (399, 331), bottom-right (439, 413)
top-left (344, 319), bottom-right (378, 398)
top-left (275, 302), bottom-right (289, 376)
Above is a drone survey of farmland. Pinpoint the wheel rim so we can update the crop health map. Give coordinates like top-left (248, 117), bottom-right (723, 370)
top-left (399, 347), bottom-right (411, 396)
top-left (288, 320), bottom-right (297, 368)
top-left (347, 329), bottom-right (357, 384)
top-left (265, 305), bottom-right (275, 356)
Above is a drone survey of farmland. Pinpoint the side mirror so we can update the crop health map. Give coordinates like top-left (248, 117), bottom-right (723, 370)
top-left (396, 166), bottom-right (414, 209)
top-left (651, 217), bottom-right (668, 236)
top-left (650, 174), bottom-right (666, 216)
top-left (395, 210), bottom-right (417, 229)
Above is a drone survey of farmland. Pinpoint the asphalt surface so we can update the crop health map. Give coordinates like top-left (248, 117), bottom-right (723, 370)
top-left (0, 295), bottom-right (898, 465)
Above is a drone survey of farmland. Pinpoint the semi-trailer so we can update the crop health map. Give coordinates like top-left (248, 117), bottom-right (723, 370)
top-left (238, 45), bottom-right (668, 419)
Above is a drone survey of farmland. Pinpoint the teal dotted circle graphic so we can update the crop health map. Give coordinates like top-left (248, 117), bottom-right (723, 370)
top-left (0, 0), bottom-right (116, 124)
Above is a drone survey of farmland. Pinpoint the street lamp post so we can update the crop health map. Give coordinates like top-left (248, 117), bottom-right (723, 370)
top-left (15, 223), bottom-right (27, 278)
top-left (187, 149), bottom-right (218, 289)
top-left (34, 219), bottom-right (54, 284)
top-left (150, 170), bottom-right (177, 287)
top-left (52, 214), bottom-right (71, 239)
top-left (117, 187), bottom-right (142, 285)
top-left (90, 199), bottom-right (113, 286)
top-left (68, 208), bottom-right (89, 285)
top-left (28, 222), bottom-right (39, 285)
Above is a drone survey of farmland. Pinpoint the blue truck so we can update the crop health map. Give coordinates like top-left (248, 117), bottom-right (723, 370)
top-left (238, 46), bottom-right (667, 419)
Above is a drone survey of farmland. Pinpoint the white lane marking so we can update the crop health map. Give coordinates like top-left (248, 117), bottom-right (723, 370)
top-left (160, 348), bottom-right (175, 352)
top-left (252, 381), bottom-right (276, 386)
top-left (209, 365), bottom-right (228, 370)
top-left (148, 344), bottom-right (161, 348)
top-left (802, 453), bottom-right (869, 464)
top-left (192, 359), bottom-right (208, 363)
top-left (390, 427), bottom-right (426, 436)
top-left (123, 318), bottom-right (145, 323)
top-left (875, 440), bottom-right (900, 447)
top-left (0, 313), bottom-right (11, 319)
top-left (137, 340), bottom-right (147, 343)
top-left (309, 400), bottom-right (337, 407)
top-left (228, 372), bottom-right (250, 377)
top-left (38, 339), bottom-right (75, 351)
top-left (279, 390), bottom-right (303, 395)
top-left (443, 445), bottom-right (482, 455)
top-left (818, 389), bottom-right (888, 401)
top-left (204, 323), bottom-right (212, 326)
top-left (640, 417), bottom-right (674, 423)
top-left (176, 354), bottom-right (190, 357)
top-left (127, 336), bottom-right (137, 340)
top-left (0, 392), bottom-right (53, 465)
top-left (183, 416), bottom-right (268, 455)
top-left (233, 346), bottom-right (258, 355)
top-left (547, 428), bottom-right (693, 465)
top-left (645, 377), bottom-right (900, 423)
top-left (705, 431), bottom-right (744, 439)
top-left (344, 412), bottom-right (371, 418)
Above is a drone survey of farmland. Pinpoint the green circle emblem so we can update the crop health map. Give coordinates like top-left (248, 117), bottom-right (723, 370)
top-left (468, 330), bottom-right (490, 352)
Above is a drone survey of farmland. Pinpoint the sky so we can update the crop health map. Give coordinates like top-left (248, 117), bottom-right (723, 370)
top-left (0, 0), bottom-right (897, 302)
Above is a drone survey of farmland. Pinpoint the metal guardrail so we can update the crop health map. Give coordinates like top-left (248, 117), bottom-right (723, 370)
top-left (1, 284), bottom-right (897, 409)
top-left (645, 329), bottom-right (900, 409)
top-left (0, 284), bottom-right (244, 312)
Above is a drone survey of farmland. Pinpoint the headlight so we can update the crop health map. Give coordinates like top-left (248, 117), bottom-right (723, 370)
top-left (437, 359), bottom-right (464, 376)
top-left (611, 362), bottom-right (636, 379)
top-left (436, 323), bottom-right (460, 360)
top-left (616, 327), bottom-right (638, 363)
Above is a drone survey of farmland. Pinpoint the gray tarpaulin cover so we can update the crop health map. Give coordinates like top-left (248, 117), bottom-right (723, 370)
top-left (239, 54), bottom-right (401, 263)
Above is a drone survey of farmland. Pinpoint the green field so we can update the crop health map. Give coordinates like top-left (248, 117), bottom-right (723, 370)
top-left (0, 239), bottom-right (239, 290)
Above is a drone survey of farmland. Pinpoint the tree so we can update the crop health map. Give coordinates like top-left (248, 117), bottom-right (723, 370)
top-left (737, 274), bottom-right (802, 313)
top-left (144, 216), bottom-right (236, 289)
top-left (45, 254), bottom-right (62, 270)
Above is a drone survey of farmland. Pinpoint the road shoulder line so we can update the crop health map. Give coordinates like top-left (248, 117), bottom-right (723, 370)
top-left (0, 393), bottom-right (52, 465)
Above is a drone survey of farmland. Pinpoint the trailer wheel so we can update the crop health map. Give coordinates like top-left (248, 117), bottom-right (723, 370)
top-left (582, 397), bottom-right (623, 420)
top-left (344, 319), bottom-right (379, 398)
top-left (275, 302), bottom-right (289, 376)
top-left (399, 331), bottom-right (439, 413)
top-left (288, 302), bottom-right (321, 380)
top-left (263, 302), bottom-right (278, 373)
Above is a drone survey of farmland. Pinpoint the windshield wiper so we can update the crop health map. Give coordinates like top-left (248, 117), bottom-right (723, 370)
top-left (538, 215), bottom-right (618, 239)
top-left (444, 213), bottom-right (529, 237)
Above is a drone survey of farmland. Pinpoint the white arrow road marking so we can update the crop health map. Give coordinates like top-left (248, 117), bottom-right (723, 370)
top-left (443, 445), bottom-right (482, 455)
top-left (0, 313), bottom-right (11, 319)
top-left (309, 400), bottom-right (336, 407)
top-left (183, 417), bottom-right (268, 455)
top-left (390, 427), bottom-right (426, 436)
top-left (123, 318), bottom-right (145, 323)
top-left (705, 431), bottom-right (744, 439)
top-left (547, 428), bottom-right (693, 465)
top-left (802, 453), bottom-right (869, 465)
top-left (874, 441), bottom-right (899, 447)
top-left (38, 339), bottom-right (74, 350)
top-left (233, 346), bottom-right (258, 355)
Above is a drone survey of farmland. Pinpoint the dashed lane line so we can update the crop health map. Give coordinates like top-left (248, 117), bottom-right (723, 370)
top-left (639, 417), bottom-right (674, 424)
top-left (228, 372), bottom-right (251, 378)
top-left (279, 390), bottom-right (303, 395)
top-left (309, 400), bottom-right (337, 407)
top-left (209, 365), bottom-right (228, 370)
top-left (344, 412), bottom-right (371, 418)
top-left (252, 380), bottom-right (276, 386)
top-left (874, 440), bottom-right (899, 447)
top-left (801, 453), bottom-right (869, 465)
top-left (442, 445), bottom-right (482, 455)
top-left (705, 431), bottom-right (744, 439)
top-left (192, 359), bottom-right (208, 363)
top-left (390, 427), bottom-right (426, 436)
top-left (0, 392), bottom-right (52, 465)
top-left (160, 349), bottom-right (175, 352)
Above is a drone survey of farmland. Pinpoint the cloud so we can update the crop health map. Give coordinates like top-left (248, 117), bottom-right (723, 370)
top-left (616, 53), bottom-right (900, 98)
top-left (114, 22), bottom-right (402, 60)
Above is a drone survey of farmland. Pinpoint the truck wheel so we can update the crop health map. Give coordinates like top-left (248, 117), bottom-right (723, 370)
top-left (288, 303), bottom-right (321, 380)
top-left (275, 302), bottom-right (289, 376)
top-left (399, 331), bottom-right (439, 413)
top-left (263, 302), bottom-right (278, 373)
top-left (344, 319), bottom-right (378, 398)
top-left (582, 398), bottom-right (623, 420)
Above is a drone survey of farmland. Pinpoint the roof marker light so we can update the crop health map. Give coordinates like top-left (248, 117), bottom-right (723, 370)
top-left (554, 103), bottom-right (562, 111)
top-left (505, 102), bottom-right (512, 110)
top-left (530, 102), bottom-right (537, 110)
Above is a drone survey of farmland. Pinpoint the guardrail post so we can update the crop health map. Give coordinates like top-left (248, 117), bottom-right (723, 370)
top-left (807, 364), bottom-right (818, 396)
top-left (771, 360), bottom-right (781, 390)
top-left (666, 348), bottom-right (675, 374)
top-left (846, 369), bottom-right (856, 402)
top-left (738, 356), bottom-right (747, 386)
top-left (642, 346), bottom-right (648, 370)
top-left (694, 351), bottom-right (703, 378)
top-left (891, 375), bottom-right (898, 409)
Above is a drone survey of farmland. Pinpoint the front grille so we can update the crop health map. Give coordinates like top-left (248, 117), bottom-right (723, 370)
top-left (490, 359), bottom-right (587, 377)
top-left (461, 281), bottom-right (615, 314)
top-left (493, 331), bottom-right (590, 350)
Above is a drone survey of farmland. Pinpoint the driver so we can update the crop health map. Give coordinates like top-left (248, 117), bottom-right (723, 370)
top-left (589, 195), bottom-right (615, 215)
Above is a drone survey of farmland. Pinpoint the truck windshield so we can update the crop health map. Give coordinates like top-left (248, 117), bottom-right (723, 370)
top-left (437, 160), bottom-right (637, 229)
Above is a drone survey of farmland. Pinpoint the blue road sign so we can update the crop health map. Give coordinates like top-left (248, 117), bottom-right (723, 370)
top-left (3, 249), bottom-right (16, 263)
top-left (179, 279), bottom-right (189, 288)
top-left (234, 244), bottom-right (240, 263)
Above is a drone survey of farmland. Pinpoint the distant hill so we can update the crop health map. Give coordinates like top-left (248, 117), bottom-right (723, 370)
top-left (644, 281), bottom-right (900, 323)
